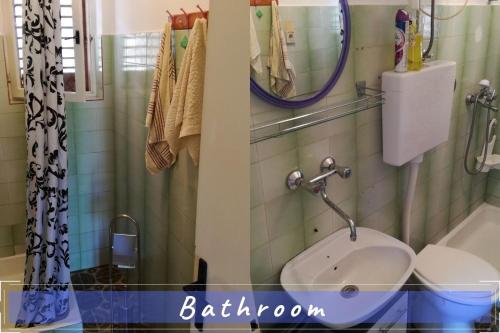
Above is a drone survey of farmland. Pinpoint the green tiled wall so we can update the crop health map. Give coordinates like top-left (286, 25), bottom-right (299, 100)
top-left (0, 32), bottom-right (198, 282)
top-left (0, 31), bottom-right (198, 284)
top-left (485, 5), bottom-right (500, 206)
top-left (113, 32), bottom-right (197, 285)
top-left (0, 36), bottom-right (26, 258)
top-left (250, 5), bottom-right (500, 285)
top-left (62, 35), bottom-right (116, 271)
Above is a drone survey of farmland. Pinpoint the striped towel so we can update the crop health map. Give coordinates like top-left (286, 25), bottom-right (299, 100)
top-left (165, 18), bottom-right (208, 167)
top-left (268, 0), bottom-right (296, 98)
top-left (145, 23), bottom-right (176, 174)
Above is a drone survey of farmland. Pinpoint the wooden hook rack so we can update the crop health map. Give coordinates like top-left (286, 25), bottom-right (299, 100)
top-left (250, 0), bottom-right (278, 6)
top-left (167, 5), bottom-right (209, 30)
top-left (166, 1), bottom-right (277, 30)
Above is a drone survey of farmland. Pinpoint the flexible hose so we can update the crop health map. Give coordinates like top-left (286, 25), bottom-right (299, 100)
top-left (464, 99), bottom-right (491, 175)
top-left (423, 0), bottom-right (435, 59)
top-left (420, 0), bottom-right (469, 20)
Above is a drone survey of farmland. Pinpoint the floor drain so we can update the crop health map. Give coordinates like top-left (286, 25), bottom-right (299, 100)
top-left (340, 285), bottom-right (359, 299)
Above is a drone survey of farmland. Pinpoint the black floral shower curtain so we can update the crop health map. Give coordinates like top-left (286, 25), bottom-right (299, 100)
top-left (17, 0), bottom-right (71, 327)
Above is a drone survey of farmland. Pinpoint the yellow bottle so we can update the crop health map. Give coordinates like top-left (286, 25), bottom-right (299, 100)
top-left (408, 20), bottom-right (423, 71)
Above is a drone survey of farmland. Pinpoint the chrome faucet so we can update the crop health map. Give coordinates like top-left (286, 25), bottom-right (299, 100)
top-left (466, 79), bottom-right (498, 112)
top-left (287, 157), bottom-right (357, 242)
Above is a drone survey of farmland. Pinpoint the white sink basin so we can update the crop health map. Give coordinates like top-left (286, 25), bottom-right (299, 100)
top-left (281, 227), bottom-right (416, 329)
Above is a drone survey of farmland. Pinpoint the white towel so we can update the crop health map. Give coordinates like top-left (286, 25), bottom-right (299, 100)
top-left (145, 23), bottom-right (176, 174)
top-left (165, 18), bottom-right (208, 167)
top-left (250, 11), bottom-right (263, 74)
top-left (268, 0), bottom-right (296, 98)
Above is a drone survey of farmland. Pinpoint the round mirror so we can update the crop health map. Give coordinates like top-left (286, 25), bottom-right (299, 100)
top-left (250, 0), bottom-right (350, 109)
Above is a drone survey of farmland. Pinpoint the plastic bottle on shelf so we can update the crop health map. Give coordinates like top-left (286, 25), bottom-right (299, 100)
top-left (408, 18), bottom-right (423, 71)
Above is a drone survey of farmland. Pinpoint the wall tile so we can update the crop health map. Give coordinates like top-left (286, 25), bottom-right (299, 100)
top-left (0, 203), bottom-right (25, 226)
top-left (0, 184), bottom-right (10, 205)
top-left (251, 205), bottom-right (269, 250)
top-left (0, 138), bottom-right (26, 161)
top-left (351, 6), bottom-right (397, 48)
top-left (250, 5), bottom-right (497, 284)
top-left (75, 131), bottom-right (114, 154)
top-left (259, 149), bottom-right (299, 202)
top-left (251, 245), bottom-right (274, 284)
top-left (359, 199), bottom-right (398, 234)
top-left (304, 210), bottom-right (334, 247)
top-left (0, 226), bottom-right (13, 247)
top-left (269, 227), bottom-right (305, 275)
top-left (357, 120), bottom-right (382, 158)
top-left (265, 192), bottom-right (303, 240)
top-left (0, 113), bottom-right (24, 138)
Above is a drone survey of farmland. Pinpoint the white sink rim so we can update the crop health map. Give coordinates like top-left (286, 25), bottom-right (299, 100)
top-left (280, 227), bottom-right (416, 329)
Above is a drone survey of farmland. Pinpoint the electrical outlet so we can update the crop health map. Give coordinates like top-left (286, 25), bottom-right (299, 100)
top-left (285, 20), bottom-right (296, 45)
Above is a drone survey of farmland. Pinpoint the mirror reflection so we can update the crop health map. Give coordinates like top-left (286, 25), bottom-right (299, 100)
top-left (250, 2), bottom-right (344, 101)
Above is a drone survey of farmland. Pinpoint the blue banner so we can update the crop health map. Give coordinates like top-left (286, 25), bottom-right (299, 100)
top-left (6, 290), bottom-right (495, 327)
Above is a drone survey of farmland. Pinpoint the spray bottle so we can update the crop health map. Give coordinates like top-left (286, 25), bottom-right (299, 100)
top-left (408, 17), bottom-right (423, 71)
top-left (395, 9), bottom-right (410, 73)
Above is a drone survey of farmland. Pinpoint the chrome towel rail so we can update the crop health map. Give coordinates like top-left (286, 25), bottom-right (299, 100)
top-left (250, 81), bottom-right (385, 144)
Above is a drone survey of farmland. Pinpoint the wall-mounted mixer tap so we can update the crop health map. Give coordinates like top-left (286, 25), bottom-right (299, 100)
top-left (466, 79), bottom-right (498, 112)
top-left (465, 80), bottom-right (499, 175)
top-left (287, 157), bottom-right (357, 242)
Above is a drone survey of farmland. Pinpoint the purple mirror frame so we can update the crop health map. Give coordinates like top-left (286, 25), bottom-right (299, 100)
top-left (250, 0), bottom-right (351, 109)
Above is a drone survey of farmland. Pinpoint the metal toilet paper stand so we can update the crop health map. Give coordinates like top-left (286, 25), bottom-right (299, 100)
top-left (108, 214), bottom-right (141, 285)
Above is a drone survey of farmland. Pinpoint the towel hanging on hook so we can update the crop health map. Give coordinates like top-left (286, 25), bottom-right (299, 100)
top-left (188, 5), bottom-right (208, 29)
top-left (166, 10), bottom-right (174, 22)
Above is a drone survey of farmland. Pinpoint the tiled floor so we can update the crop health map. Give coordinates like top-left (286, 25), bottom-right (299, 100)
top-left (71, 266), bottom-right (190, 332)
top-left (71, 266), bottom-right (127, 333)
top-left (72, 267), bottom-right (499, 333)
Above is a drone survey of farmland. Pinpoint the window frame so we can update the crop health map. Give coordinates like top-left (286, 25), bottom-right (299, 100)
top-left (1, 0), bottom-right (23, 102)
top-left (2, 0), bottom-right (101, 103)
top-left (84, 0), bottom-right (100, 100)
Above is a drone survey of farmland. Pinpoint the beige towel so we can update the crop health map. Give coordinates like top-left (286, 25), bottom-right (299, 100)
top-left (269, 0), bottom-right (296, 98)
top-left (250, 11), bottom-right (263, 74)
top-left (165, 18), bottom-right (208, 167)
top-left (145, 23), bottom-right (176, 174)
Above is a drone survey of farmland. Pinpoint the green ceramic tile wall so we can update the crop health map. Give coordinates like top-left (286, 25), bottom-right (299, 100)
top-left (113, 32), bottom-right (197, 285)
top-left (0, 31), bottom-right (197, 281)
top-left (63, 34), bottom-right (116, 271)
top-left (0, 36), bottom-right (27, 257)
top-left (250, 5), bottom-right (500, 285)
top-left (486, 5), bottom-right (500, 205)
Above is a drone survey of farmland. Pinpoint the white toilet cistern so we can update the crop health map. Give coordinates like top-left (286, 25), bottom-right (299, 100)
top-left (382, 61), bottom-right (457, 245)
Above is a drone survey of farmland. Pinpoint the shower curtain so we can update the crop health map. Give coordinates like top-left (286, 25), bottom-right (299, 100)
top-left (17, 0), bottom-right (70, 327)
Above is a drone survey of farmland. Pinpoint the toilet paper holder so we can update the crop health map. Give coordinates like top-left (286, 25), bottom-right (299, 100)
top-left (109, 214), bottom-right (141, 284)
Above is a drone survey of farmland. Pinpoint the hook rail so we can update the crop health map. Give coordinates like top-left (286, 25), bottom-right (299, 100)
top-left (166, 5), bottom-right (208, 30)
